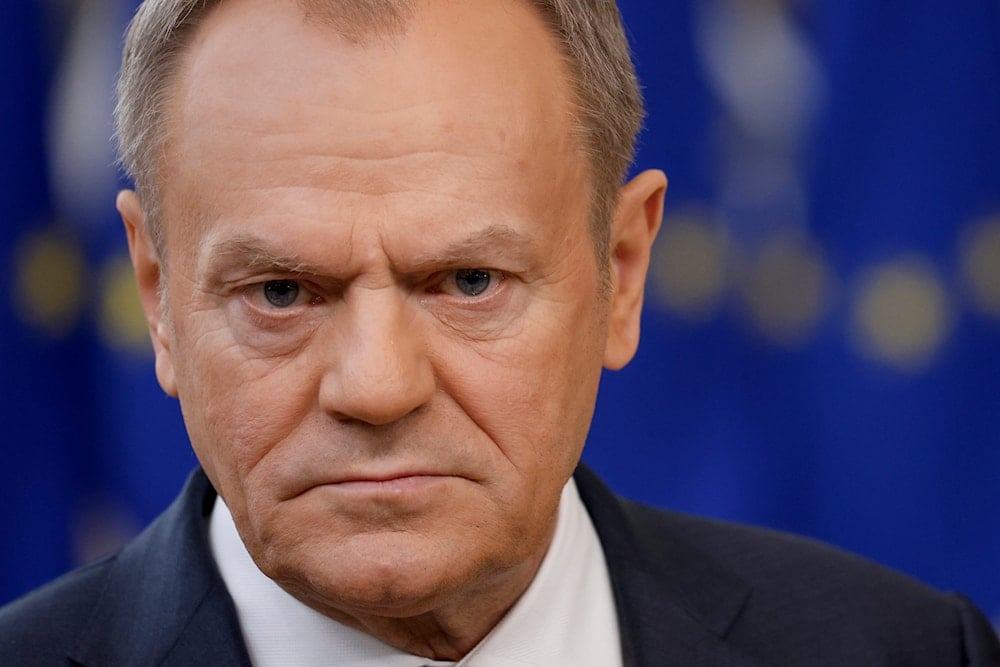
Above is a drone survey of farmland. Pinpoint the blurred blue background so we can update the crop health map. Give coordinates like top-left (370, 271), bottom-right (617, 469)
top-left (1, 0), bottom-right (998, 626)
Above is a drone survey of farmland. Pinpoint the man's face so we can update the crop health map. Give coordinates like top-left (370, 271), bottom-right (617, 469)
top-left (123, 0), bottom-right (660, 622)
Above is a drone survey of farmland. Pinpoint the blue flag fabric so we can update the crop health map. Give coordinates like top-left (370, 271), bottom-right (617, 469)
top-left (0, 0), bottom-right (194, 604)
top-left (589, 0), bottom-right (1000, 620)
top-left (0, 1), bottom-right (83, 603)
top-left (1, 0), bottom-right (998, 626)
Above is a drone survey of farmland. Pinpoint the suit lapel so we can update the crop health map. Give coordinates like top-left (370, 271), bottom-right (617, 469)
top-left (69, 469), bottom-right (252, 666)
top-left (574, 465), bottom-right (765, 667)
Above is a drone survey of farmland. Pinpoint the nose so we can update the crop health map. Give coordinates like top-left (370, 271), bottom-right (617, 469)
top-left (318, 287), bottom-right (435, 426)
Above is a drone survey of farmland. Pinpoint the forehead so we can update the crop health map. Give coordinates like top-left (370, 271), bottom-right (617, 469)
top-left (158, 0), bottom-right (587, 232)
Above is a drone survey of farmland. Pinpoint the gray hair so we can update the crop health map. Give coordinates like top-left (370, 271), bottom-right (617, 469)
top-left (114, 0), bottom-right (644, 269)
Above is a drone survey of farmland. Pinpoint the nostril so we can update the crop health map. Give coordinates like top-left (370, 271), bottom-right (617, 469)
top-left (318, 352), bottom-right (435, 427)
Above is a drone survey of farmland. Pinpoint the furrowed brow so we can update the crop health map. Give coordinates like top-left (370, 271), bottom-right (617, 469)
top-left (406, 225), bottom-right (535, 271)
top-left (203, 236), bottom-right (324, 276)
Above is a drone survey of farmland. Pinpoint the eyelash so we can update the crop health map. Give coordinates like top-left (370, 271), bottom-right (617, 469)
top-left (429, 270), bottom-right (506, 300)
top-left (238, 280), bottom-right (321, 325)
top-left (237, 268), bottom-right (507, 325)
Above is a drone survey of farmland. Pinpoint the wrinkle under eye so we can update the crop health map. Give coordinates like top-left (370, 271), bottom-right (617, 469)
top-left (263, 280), bottom-right (300, 307)
top-left (455, 270), bottom-right (492, 297)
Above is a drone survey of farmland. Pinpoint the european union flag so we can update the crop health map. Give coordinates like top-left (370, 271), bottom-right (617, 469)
top-left (0, 2), bottom-right (85, 603)
top-left (0, 0), bottom-right (194, 604)
top-left (588, 0), bottom-right (1000, 623)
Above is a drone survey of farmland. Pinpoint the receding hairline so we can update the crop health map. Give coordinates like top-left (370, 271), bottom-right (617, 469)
top-left (297, 0), bottom-right (415, 42)
top-left (153, 0), bottom-right (594, 231)
top-left (117, 0), bottom-right (643, 282)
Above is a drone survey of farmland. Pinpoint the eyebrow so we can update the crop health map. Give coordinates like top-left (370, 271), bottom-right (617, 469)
top-left (201, 236), bottom-right (328, 279)
top-left (201, 224), bottom-right (535, 279)
top-left (405, 225), bottom-right (535, 271)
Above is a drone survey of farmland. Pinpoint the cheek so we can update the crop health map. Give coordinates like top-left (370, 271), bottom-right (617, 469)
top-left (171, 319), bottom-right (320, 502)
top-left (439, 296), bottom-right (606, 481)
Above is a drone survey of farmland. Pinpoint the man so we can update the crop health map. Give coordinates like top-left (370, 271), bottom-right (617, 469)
top-left (1, 0), bottom-right (997, 664)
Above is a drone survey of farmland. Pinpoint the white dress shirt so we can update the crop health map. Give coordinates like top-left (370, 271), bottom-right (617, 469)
top-left (209, 478), bottom-right (623, 666)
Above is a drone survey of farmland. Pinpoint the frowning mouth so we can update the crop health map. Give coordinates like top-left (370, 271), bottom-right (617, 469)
top-left (323, 474), bottom-right (453, 495)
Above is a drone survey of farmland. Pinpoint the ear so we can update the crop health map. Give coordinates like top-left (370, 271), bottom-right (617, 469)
top-left (603, 169), bottom-right (667, 370)
top-left (118, 190), bottom-right (178, 397)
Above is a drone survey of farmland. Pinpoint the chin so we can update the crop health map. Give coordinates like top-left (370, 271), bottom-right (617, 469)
top-left (258, 530), bottom-right (481, 618)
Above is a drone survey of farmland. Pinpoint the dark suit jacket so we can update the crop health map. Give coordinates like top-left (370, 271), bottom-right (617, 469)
top-left (1, 466), bottom-right (998, 666)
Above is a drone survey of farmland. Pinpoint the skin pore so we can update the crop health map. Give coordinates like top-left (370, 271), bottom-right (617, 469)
top-left (119, 0), bottom-right (665, 659)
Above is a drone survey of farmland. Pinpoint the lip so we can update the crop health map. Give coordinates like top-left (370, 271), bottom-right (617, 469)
top-left (324, 473), bottom-right (452, 495)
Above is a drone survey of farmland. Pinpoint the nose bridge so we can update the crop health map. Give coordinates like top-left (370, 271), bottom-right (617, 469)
top-left (320, 284), bottom-right (434, 425)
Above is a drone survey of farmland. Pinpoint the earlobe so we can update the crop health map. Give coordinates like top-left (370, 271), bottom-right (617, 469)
top-left (117, 190), bottom-right (178, 397)
top-left (603, 169), bottom-right (667, 370)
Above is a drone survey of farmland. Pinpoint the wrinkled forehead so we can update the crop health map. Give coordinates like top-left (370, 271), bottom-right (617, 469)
top-left (155, 0), bottom-right (590, 249)
top-left (173, 0), bottom-right (571, 113)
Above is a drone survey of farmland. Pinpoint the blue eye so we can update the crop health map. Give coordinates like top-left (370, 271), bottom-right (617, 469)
top-left (263, 280), bottom-right (300, 307)
top-left (454, 270), bottom-right (492, 297)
